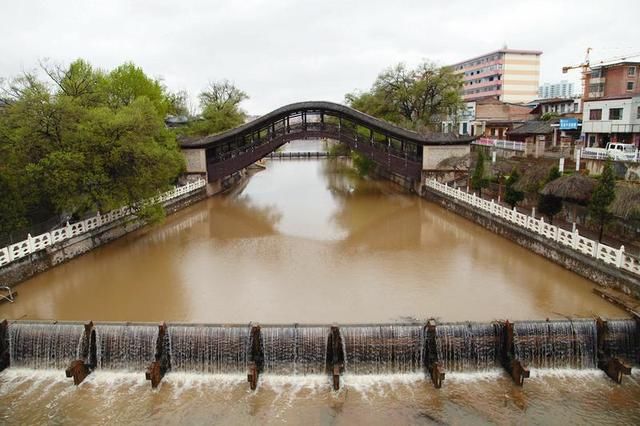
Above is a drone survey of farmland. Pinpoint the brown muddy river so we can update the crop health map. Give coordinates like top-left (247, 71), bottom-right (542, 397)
top-left (0, 142), bottom-right (624, 323)
top-left (0, 140), bottom-right (638, 424)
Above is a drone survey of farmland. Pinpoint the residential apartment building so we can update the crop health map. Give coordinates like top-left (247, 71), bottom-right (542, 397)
top-left (582, 61), bottom-right (640, 147)
top-left (451, 48), bottom-right (542, 103)
top-left (538, 80), bottom-right (575, 99)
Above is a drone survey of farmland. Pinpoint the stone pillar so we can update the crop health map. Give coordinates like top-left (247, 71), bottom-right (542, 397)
top-left (534, 136), bottom-right (546, 158)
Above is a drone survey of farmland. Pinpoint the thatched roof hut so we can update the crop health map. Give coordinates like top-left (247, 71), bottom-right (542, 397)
top-left (540, 174), bottom-right (597, 203)
top-left (514, 162), bottom-right (554, 192)
top-left (611, 184), bottom-right (640, 219)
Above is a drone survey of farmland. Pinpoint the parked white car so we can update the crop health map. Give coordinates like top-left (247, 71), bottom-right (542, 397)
top-left (582, 143), bottom-right (639, 161)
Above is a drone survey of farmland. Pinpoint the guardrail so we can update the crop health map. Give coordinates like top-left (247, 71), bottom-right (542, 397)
top-left (425, 179), bottom-right (640, 277)
top-left (0, 179), bottom-right (206, 268)
top-left (473, 138), bottom-right (526, 152)
top-left (579, 149), bottom-right (639, 163)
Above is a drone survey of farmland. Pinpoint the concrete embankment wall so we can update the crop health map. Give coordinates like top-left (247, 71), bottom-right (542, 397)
top-left (0, 189), bottom-right (207, 288)
top-left (422, 187), bottom-right (640, 298)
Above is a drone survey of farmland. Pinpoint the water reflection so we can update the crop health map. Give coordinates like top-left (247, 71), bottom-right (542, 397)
top-left (0, 140), bottom-right (627, 323)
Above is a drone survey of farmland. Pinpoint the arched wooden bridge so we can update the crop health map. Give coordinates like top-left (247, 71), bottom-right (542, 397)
top-left (179, 101), bottom-right (475, 184)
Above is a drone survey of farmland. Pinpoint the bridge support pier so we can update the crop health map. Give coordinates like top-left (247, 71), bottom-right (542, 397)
top-left (425, 320), bottom-right (445, 388)
top-left (146, 323), bottom-right (171, 388)
top-left (247, 325), bottom-right (264, 390)
top-left (66, 321), bottom-right (95, 385)
top-left (326, 325), bottom-right (345, 391)
top-left (499, 321), bottom-right (530, 386)
top-left (596, 318), bottom-right (632, 384)
top-left (0, 320), bottom-right (9, 372)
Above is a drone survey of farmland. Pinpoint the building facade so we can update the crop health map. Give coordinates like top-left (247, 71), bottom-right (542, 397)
top-left (528, 98), bottom-right (582, 116)
top-left (451, 49), bottom-right (542, 103)
top-left (582, 96), bottom-right (640, 147)
top-left (582, 61), bottom-right (640, 147)
top-left (538, 80), bottom-right (575, 99)
top-left (441, 98), bottom-right (533, 138)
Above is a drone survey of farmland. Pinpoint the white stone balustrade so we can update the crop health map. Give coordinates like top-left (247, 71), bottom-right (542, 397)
top-left (426, 179), bottom-right (639, 277)
top-left (473, 138), bottom-right (526, 152)
top-left (0, 179), bottom-right (206, 268)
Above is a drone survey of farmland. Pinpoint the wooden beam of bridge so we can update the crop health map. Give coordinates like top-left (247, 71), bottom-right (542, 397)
top-left (179, 101), bottom-right (475, 183)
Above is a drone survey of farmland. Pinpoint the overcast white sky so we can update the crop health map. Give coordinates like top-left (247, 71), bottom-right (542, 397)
top-left (1, 0), bottom-right (639, 114)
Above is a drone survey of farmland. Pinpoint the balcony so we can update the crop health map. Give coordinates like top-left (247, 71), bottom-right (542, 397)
top-left (589, 77), bottom-right (606, 84)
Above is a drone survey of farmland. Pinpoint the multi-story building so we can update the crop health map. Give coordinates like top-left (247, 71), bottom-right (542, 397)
top-left (538, 80), bottom-right (575, 99)
top-left (582, 61), bottom-right (640, 147)
top-left (451, 48), bottom-right (542, 103)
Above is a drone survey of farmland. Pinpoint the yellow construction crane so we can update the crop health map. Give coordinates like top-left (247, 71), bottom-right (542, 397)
top-left (562, 47), bottom-right (592, 74)
top-left (563, 49), bottom-right (640, 96)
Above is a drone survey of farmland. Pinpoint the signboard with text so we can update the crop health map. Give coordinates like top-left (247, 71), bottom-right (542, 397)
top-left (559, 118), bottom-right (578, 130)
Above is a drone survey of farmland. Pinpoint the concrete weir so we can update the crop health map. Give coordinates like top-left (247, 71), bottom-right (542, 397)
top-left (0, 318), bottom-right (638, 391)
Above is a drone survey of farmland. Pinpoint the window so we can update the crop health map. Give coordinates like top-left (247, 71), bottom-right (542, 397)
top-left (637, 106), bottom-right (640, 119)
top-left (609, 108), bottom-right (623, 120)
top-left (629, 66), bottom-right (636, 76)
top-left (627, 82), bottom-right (635, 91)
top-left (589, 109), bottom-right (602, 120)
top-left (574, 102), bottom-right (579, 112)
top-left (591, 68), bottom-right (602, 78)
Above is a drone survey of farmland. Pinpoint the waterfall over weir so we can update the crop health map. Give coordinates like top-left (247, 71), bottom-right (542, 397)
top-left (341, 325), bottom-right (424, 374)
top-left (96, 325), bottom-right (157, 371)
top-left (168, 326), bottom-right (249, 374)
top-left (1, 319), bottom-right (638, 390)
top-left (513, 320), bottom-right (597, 369)
top-left (605, 319), bottom-right (639, 365)
top-left (261, 326), bottom-right (329, 375)
top-left (9, 323), bottom-right (84, 370)
top-left (436, 323), bottom-right (501, 372)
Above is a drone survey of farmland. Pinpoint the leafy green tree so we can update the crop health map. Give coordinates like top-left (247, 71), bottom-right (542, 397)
top-left (589, 159), bottom-right (616, 241)
top-left (504, 169), bottom-right (524, 208)
top-left (537, 167), bottom-right (562, 224)
top-left (345, 61), bottom-right (463, 131)
top-left (351, 151), bottom-right (374, 177)
top-left (104, 62), bottom-right (169, 115)
top-left (471, 150), bottom-right (489, 196)
top-left (0, 60), bottom-right (185, 236)
top-left (166, 90), bottom-right (190, 116)
top-left (178, 80), bottom-right (248, 137)
top-left (198, 80), bottom-right (248, 111)
top-left (540, 112), bottom-right (560, 121)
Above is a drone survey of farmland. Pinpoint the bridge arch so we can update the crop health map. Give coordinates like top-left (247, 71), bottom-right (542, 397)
top-left (179, 101), bottom-right (474, 186)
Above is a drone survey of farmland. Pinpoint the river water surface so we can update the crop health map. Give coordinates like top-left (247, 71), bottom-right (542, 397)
top-left (0, 141), bottom-right (625, 323)
top-left (0, 140), bottom-right (638, 424)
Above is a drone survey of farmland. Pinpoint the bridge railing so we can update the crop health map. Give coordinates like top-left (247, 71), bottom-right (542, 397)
top-left (425, 179), bottom-right (640, 277)
top-left (0, 179), bottom-right (206, 268)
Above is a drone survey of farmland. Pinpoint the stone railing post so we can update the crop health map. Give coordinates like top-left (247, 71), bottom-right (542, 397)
top-left (572, 229), bottom-right (579, 249)
top-left (27, 234), bottom-right (35, 252)
top-left (617, 246), bottom-right (625, 268)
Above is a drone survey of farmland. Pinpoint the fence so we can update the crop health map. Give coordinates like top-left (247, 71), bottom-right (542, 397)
top-left (473, 138), bottom-right (526, 152)
top-left (425, 179), bottom-right (640, 277)
top-left (579, 148), bottom-right (640, 163)
top-left (0, 179), bottom-right (206, 268)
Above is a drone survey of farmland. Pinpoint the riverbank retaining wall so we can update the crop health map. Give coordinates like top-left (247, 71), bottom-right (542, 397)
top-left (422, 187), bottom-right (640, 298)
top-left (0, 189), bottom-right (207, 288)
